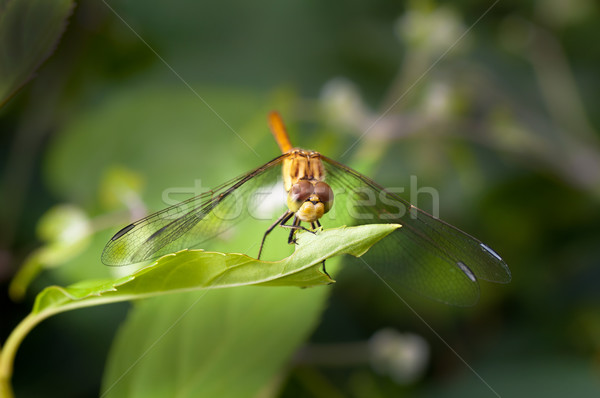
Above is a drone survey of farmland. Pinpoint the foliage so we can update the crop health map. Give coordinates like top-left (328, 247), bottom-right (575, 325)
top-left (2, 0), bottom-right (600, 397)
top-left (0, 225), bottom-right (397, 397)
top-left (0, 0), bottom-right (74, 106)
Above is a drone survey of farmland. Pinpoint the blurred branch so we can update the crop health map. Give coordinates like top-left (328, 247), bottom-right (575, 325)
top-left (527, 24), bottom-right (600, 193)
top-left (529, 26), bottom-right (597, 144)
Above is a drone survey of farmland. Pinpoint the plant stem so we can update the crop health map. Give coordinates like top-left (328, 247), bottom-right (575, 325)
top-left (0, 378), bottom-right (14, 398)
top-left (0, 312), bottom-right (49, 397)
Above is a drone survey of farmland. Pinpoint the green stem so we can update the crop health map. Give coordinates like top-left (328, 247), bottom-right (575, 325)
top-left (0, 312), bottom-right (50, 397)
top-left (0, 377), bottom-right (14, 398)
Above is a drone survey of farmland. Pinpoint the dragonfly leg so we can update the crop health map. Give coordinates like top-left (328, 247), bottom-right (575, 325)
top-left (288, 223), bottom-right (332, 281)
top-left (310, 220), bottom-right (323, 230)
top-left (321, 261), bottom-right (332, 279)
top-left (258, 210), bottom-right (294, 259)
top-left (308, 221), bottom-right (331, 280)
top-left (302, 220), bottom-right (330, 279)
top-left (287, 216), bottom-right (301, 244)
top-left (280, 215), bottom-right (318, 244)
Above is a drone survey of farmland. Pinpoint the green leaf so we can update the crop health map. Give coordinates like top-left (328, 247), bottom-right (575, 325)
top-left (31, 224), bottom-right (400, 316)
top-left (102, 287), bottom-right (329, 398)
top-left (0, 0), bottom-right (75, 107)
top-left (98, 226), bottom-right (402, 398)
top-left (0, 224), bottom-right (399, 392)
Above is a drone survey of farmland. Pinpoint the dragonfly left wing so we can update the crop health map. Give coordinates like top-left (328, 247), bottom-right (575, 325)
top-left (102, 155), bottom-right (286, 266)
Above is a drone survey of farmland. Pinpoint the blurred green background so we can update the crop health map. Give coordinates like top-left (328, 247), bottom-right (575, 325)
top-left (2, 0), bottom-right (600, 397)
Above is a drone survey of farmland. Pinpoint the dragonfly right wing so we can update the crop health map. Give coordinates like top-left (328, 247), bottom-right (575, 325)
top-left (322, 155), bottom-right (511, 306)
top-left (101, 155), bottom-right (286, 266)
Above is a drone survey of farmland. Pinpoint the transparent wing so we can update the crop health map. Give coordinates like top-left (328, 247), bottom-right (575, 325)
top-left (101, 155), bottom-right (287, 266)
top-left (321, 155), bottom-right (511, 306)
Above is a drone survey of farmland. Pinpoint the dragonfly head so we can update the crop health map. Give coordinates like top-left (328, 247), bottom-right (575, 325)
top-left (287, 180), bottom-right (334, 222)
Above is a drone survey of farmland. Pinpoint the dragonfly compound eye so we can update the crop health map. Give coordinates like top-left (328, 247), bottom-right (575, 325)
top-left (287, 180), bottom-right (314, 212)
top-left (314, 181), bottom-right (334, 213)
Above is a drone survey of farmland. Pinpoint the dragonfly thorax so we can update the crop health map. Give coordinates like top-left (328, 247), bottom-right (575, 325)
top-left (281, 149), bottom-right (325, 191)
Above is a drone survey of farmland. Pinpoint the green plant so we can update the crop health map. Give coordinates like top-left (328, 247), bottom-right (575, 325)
top-left (0, 224), bottom-right (398, 397)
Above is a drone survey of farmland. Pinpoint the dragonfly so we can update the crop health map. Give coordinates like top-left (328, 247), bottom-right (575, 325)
top-left (102, 112), bottom-right (511, 305)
